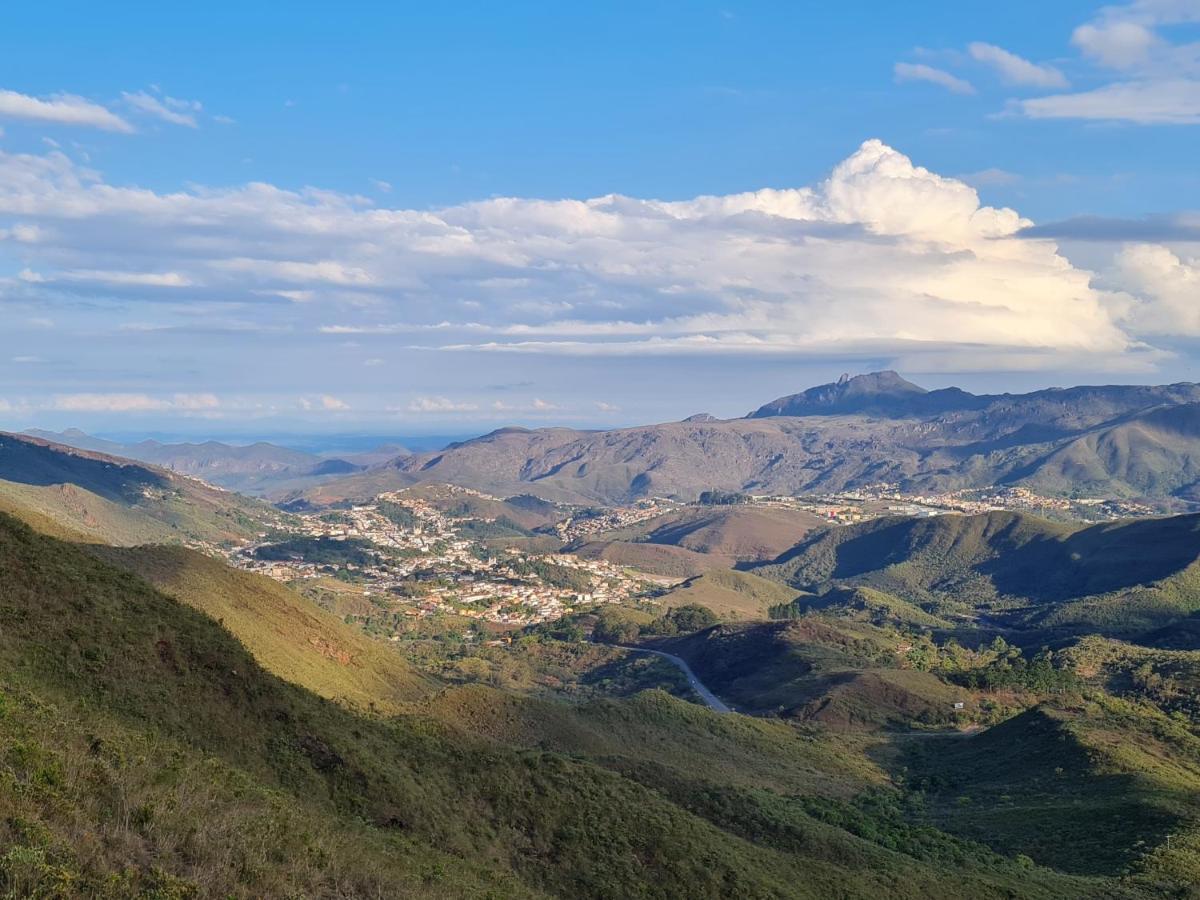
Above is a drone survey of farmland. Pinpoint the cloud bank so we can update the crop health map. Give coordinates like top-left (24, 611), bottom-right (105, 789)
top-left (1, 138), bottom-right (1184, 383)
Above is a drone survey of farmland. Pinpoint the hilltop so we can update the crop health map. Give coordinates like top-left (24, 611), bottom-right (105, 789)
top-left (286, 372), bottom-right (1200, 505)
top-left (23, 428), bottom-right (392, 495)
top-left (0, 431), bottom-right (280, 546)
top-left (752, 510), bottom-right (1200, 639)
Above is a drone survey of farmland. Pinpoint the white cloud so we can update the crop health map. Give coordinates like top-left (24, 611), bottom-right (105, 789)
top-left (51, 392), bottom-right (219, 413)
top-left (1072, 21), bottom-right (1160, 69)
top-left (596, 401), bottom-right (620, 413)
top-left (25, 268), bottom-right (192, 287)
top-left (1018, 79), bottom-right (1200, 124)
top-left (299, 394), bottom-right (349, 411)
top-left (0, 137), bottom-right (1175, 373)
top-left (893, 63), bottom-right (976, 95)
top-left (121, 90), bottom-right (201, 128)
top-left (968, 42), bottom-right (1069, 88)
top-left (0, 89), bottom-right (132, 132)
top-left (1108, 243), bottom-right (1200, 334)
top-left (1012, 3), bottom-right (1200, 124)
top-left (406, 396), bottom-right (480, 413)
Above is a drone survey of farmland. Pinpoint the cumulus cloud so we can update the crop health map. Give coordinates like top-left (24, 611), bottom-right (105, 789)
top-left (0, 136), bottom-right (1180, 377)
top-left (51, 392), bottom-right (219, 413)
top-left (1072, 21), bottom-right (1160, 69)
top-left (1107, 243), bottom-right (1200, 335)
top-left (121, 90), bottom-right (201, 128)
top-left (0, 88), bottom-right (132, 132)
top-left (893, 63), bottom-right (975, 95)
top-left (968, 42), bottom-right (1068, 88)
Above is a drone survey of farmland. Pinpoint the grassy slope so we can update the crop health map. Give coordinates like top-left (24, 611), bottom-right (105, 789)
top-left (0, 439), bottom-right (278, 547)
top-left (422, 685), bottom-right (882, 797)
top-left (779, 586), bottom-right (953, 629)
top-left (660, 568), bottom-right (799, 619)
top-left (636, 506), bottom-right (827, 562)
top-left (0, 479), bottom-right (190, 545)
top-left (663, 619), bottom-right (967, 727)
top-left (907, 697), bottom-right (1200, 882)
top-left (92, 544), bottom-right (434, 713)
top-left (0, 512), bottom-right (1093, 898)
top-left (570, 539), bottom-right (726, 578)
top-left (754, 511), bottom-right (1200, 636)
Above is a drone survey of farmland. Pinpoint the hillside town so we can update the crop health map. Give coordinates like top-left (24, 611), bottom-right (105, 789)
top-left (226, 488), bottom-right (657, 627)
top-left (742, 484), bottom-right (1160, 523)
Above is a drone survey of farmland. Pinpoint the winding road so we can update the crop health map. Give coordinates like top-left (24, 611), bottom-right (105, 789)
top-left (615, 645), bottom-right (732, 713)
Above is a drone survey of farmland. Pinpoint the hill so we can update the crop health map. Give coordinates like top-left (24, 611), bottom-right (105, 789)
top-left (601, 504), bottom-right (826, 562)
top-left (24, 428), bottom-right (378, 495)
top-left (91, 543), bottom-right (433, 712)
top-left (569, 539), bottom-right (726, 578)
top-left (753, 510), bottom-right (1200, 637)
top-left (296, 372), bottom-right (1200, 505)
top-left (907, 699), bottom-right (1200, 880)
top-left (659, 568), bottom-right (801, 619)
top-left (0, 511), bottom-right (1092, 897)
top-left (658, 618), bottom-right (971, 727)
top-left (0, 431), bottom-right (280, 546)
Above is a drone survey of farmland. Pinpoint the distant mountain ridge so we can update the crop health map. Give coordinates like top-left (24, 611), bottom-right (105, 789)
top-left (0, 431), bottom-right (277, 545)
top-left (22, 428), bottom-right (408, 494)
top-left (292, 372), bottom-right (1200, 506)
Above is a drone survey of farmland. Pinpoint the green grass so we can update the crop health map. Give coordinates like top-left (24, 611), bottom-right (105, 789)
top-left (91, 543), bottom-right (434, 713)
top-left (0, 511), bottom-right (1108, 897)
top-left (661, 568), bottom-right (800, 620)
top-left (905, 698), bottom-right (1200, 878)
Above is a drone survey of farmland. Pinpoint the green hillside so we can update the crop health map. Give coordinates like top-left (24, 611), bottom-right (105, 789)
top-left (0, 512), bottom-right (1100, 897)
top-left (660, 568), bottom-right (800, 619)
top-left (774, 585), bottom-right (953, 629)
top-left (92, 543), bottom-right (434, 712)
top-left (907, 698), bottom-right (1200, 881)
top-left (754, 511), bottom-right (1200, 637)
top-left (0, 432), bottom-right (281, 546)
top-left (660, 618), bottom-right (971, 727)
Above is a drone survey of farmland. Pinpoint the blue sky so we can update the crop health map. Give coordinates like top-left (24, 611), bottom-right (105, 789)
top-left (2, 1), bottom-right (1199, 439)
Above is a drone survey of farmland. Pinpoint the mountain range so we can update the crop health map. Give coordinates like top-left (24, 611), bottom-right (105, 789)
top-left (0, 431), bottom-right (281, 545)
top-left (6, 400), bottom-right (1200, 893)
top-left (23, 429), bottom-right (408, 494)
top-left (287, 372), bottom-right (1200, 506)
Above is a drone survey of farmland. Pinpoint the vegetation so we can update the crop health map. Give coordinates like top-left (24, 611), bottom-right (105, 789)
top-left (0, 511), bottom-right (1109, 897)
top-left (253, 535), bottom-right (380, 567)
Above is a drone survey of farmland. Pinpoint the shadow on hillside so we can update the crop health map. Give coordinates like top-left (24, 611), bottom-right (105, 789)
top-left (0, 433), bottom-right (167, 502)
top-left (764, 512), bottom-right (1200, 604)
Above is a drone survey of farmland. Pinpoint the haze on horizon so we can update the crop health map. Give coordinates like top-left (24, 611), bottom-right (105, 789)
top-left (2, 1), bottom-right (1200, 439)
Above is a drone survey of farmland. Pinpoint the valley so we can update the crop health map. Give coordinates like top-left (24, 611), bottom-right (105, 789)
top-left (6, 376), bottom-right (1200, 897)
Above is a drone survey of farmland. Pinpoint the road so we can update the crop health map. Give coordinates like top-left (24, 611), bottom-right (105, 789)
top-left (614, 645), bottom-right (732, 713)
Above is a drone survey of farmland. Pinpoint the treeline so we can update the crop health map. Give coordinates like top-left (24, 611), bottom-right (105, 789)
top-left (508, 558), bottom-right (592, 592)
top-left (592, 604), bottom-right (718, 643)
top-left (253, 536), bottom-right (380, 567)
top-left (698, 490), bottom-right (750, 505)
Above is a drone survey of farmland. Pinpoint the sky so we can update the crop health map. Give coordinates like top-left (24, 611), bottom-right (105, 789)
top-left (1, 0), bottom-right (1199, 440)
